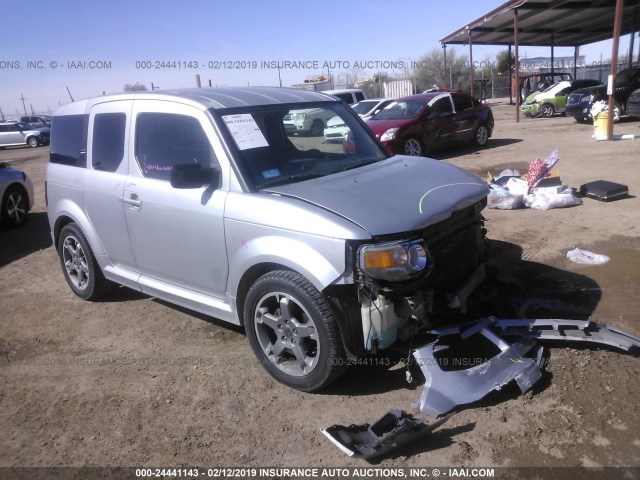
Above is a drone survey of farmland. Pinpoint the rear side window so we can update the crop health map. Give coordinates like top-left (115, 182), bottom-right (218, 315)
top-left (452, 94), bottom-right (473, 111)
top-left (135, 113), bottom-right (214, 181)
top-left (92, 113), bottom-right (126, 172)
top-left (50, 114), bottom-right (89, 167)
top-left (354, 92), bottom-right (365, 102)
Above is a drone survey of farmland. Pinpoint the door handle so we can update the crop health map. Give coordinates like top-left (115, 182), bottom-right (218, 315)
top-left (121, 193), bottom-right (142, 209)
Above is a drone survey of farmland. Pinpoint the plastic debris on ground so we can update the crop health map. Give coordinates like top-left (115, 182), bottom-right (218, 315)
top-left (322, 316), bottom-right (640, 458)
top-left (320, 409), bottom-right (432, 459)
top-left (566, 247), bottom-right (610, 265)
top-left (525, 186), bottom-right (582, 210)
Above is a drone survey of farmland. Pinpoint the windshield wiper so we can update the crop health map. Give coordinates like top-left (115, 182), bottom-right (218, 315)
top-left (256, 172), bottom-right (326, 189)
top-left (341, 158), bottom-right (379, 172)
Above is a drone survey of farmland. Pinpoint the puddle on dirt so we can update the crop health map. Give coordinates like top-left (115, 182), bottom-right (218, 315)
top-left (562, 248), bottom-right (640, 329)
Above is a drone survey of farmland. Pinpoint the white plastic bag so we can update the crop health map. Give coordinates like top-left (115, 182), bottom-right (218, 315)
top-left (524, 187), bottom-right (582, 210)
top-left (567, 248), bottom-right (610, 265)
top-left (487, 184), bottom-right (523, 210)
top-left (505, 177), bottom-right (530, 197)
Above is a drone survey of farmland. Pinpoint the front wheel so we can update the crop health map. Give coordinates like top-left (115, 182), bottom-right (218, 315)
top-left (243, 270), bottom-right (346, 391)
top-left (58, 223), bottom-right (116, 300)
top-left (473, 124), bottom-right (490, 147)
top-left (539, 103), bottom-right (555, 117)
top-left (26, 136), bottom-right (39, 148)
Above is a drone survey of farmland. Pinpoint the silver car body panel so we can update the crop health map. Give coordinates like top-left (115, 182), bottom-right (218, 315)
top-left (265, 156), bottom-right (489, 236)
top-left (412, 333), bottom-right (542, 418)
top-left (431, 317), bottom-right (640, 353)
top-left (0, 163), bottom-right (35, 221)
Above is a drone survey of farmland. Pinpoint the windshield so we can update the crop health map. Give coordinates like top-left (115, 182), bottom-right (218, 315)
top-left (215, 102), bottom-right (388, 190)
top-left (351, 100), bottom-right (378, 115)
top-left (617, 67), bottom-right (640, 84)
top-left (370, 99), bottom-right (428, 120)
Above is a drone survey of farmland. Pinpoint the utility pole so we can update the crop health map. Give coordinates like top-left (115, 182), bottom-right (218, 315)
top-left (0, 106), bottom-right (4, 121)
top-left (30, 104), bottom-right (35, 115)
top-left (66, 87), bottom-right (74, 102)
top-left (19, 93), bottom-right (27, 116)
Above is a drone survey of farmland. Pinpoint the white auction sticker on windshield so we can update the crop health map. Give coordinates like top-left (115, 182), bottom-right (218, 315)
top-left (222, 114), bottom-right (269, 150)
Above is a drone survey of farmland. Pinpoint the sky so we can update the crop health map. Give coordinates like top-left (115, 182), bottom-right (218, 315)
top-left (1, 0), bottom-right (637, 116)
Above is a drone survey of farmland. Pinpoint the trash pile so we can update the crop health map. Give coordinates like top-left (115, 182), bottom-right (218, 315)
top-left (486, 148), bottom-right (582, 211)
top-left (322, 317), bottom-right (640, 459)
top-left (486, 148), bottom-right (630, 210)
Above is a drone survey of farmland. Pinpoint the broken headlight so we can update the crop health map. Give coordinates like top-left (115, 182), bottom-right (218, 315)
top-left (357, 239), bottom-right (432, 281)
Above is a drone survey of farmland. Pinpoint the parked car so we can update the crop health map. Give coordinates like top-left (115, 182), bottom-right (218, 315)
top-left (321, 88), bottom-right (367, 105)
top-left (323, 115), bottom-right (350, 142)
top-left (46, 87), bottom-right (489, 392)
top-left (522, 79), bottom-right (602, 117)
top-left (0, 162), bottom-right (34, 226)
top-left (283, 107), bottom-right (336, 136)
top-left (20, 115), bottom-right (51, 128)
top-left (519, 72), bottom-right (573, 102)
top-left (365, 92), bottom-right (494, 156)
top-left (0, 122), bottom-right (50, 148)
top-left (626, 87), bottom-right (640, 118)
top-left (566, 66), bottom-right (640, 123)
top-left (351, 98), bottom-right (395, 120)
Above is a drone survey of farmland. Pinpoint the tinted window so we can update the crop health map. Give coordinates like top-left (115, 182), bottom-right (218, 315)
top-left (452, 94), bottom-right (473, 111)
top-left (335, 93), bottom-right (353, 104)
top-left (92, 113), bottom-right (126, 172)
top-left (431, 97), bottom-right (453, 115)
top-left (50, 114), bottom-right (89, 167)
top-left (135, 113), bottom-right (213, 181)
top-left (354, 92), bottom-right (365, 102)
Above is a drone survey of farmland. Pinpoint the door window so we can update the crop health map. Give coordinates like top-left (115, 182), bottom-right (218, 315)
top-left (135, 113), bottom-right (214, 180)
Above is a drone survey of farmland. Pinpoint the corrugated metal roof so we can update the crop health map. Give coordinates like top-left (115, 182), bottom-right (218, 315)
top-left (440, 0), bottom-right (640, 47)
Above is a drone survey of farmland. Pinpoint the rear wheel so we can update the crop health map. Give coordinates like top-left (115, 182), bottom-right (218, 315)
top-left (403, 137), bottom-right (423, 156)
top-left (473, 124), bottom-right (490, 147)
top-left (58, 223), bottom-right (116, 300)
top-left (243, 270), bottom-right (346, 391)
top-left (2, 185), bottom-right (28, 226)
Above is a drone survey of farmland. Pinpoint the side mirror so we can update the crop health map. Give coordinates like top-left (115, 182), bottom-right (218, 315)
top-left (170, 164), bottom-right (219, 189)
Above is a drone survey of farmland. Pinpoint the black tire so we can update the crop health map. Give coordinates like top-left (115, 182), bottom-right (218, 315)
top-left (243, 270), bottom-right (346, 391)
top-left (539, 103), bottom-right (555, 117)
top-left (473, 124), bottom-right (490, 147)
top-left (575, 117), bottom-right (590, 124)
top-left (309, 120), bottom-right (324, 137)
top-left (58, 223), bottom-right (116, 300)
top-left (26, 136), bottom-right (39, 148)
top-left (2, 185), bottom-right (29, 226)
top-left (403, 137), bottom-right (423, 156)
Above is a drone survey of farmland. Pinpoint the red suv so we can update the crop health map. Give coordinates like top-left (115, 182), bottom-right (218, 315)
top-left (365, 92), bottom-right (494, 156)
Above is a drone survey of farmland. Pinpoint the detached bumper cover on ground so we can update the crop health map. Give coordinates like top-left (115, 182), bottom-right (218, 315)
top-left (321, 409), bottom-right (431, 459)
top-left (323, 317), bottom-right (640, 457)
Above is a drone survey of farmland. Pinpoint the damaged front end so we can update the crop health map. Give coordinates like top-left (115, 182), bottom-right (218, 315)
top-left (349, 199), bottom-right (488, 354)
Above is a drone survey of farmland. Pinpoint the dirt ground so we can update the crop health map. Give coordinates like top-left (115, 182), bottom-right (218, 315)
top-left (1, 103), bottom-right (639, 473)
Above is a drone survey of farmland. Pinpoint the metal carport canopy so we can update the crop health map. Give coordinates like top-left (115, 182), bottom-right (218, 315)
top-left (440, 0), bottom-right (640, 47)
